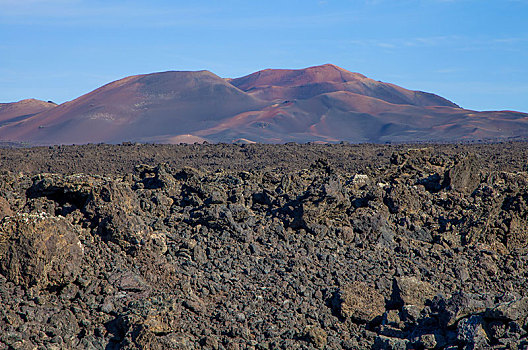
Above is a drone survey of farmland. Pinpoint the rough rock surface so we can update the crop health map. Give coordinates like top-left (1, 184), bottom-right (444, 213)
top-left (0, 143), bottom-right (527, 349)
top-left (0, 213), bottom-right (83, 289)
top-left (391, 276), bottom-right (436, 310)
top-left (333, 283), bottom-right (386, 323)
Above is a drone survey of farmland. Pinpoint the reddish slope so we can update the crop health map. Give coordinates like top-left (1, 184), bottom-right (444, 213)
top-left (0, 99), bottom-right (56, 125)
top-left (195, 91), bottom-right (528, 143)
top-left (0, 71), bottom-right (264, 144)
top-left (229, 64), bottom-right (459, 108)
top-left (0, 64), bottom-right (526, 144)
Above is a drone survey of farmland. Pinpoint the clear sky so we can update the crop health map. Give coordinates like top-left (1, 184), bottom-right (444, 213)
top-left (1, 0), bottom-right (527, 112)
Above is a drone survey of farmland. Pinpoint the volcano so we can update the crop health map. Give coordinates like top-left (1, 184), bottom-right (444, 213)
top-left (0, 99), bottom-right (56, 125)
top-left (1, 64), bottom-right (527, 144)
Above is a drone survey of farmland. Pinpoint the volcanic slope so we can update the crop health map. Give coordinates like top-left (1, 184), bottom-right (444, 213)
top-left (0, 71), bottom-right (265, 145)
top-left (1, 64), bottom-right (527, 144)
top-left (0, 99), bottom-right (56, 125)
top-left (211, 64), bottom-right (528, 143)
top-left (229, 64), bottom-right (458, 107)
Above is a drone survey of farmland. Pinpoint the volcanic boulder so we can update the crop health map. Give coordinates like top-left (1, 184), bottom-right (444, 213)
top-left (333, 282), bottom-right (386, 323)
top-left (0, 213), bottom-right (83, 289)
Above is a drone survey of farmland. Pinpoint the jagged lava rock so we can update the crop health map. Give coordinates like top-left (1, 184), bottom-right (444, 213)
top-left (333, 282), bottom-right (386, 323)
top-left (391, 276), bottom-right (436, 310)
top-left (0, 213), bottom-right (83, 289)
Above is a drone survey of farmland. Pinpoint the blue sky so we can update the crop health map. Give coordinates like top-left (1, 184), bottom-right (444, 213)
top-left (1, 0), bottom-right (527, 112)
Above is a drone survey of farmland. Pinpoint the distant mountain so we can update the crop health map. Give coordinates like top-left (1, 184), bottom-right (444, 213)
top-left (229, 64), bottom-right (459, 108)
top-left (0, 71), bottom-right (264, 144)
top-left (0, 64), bottom-right (527, 145)
top-left (0, 99), bottom-right (56, 125)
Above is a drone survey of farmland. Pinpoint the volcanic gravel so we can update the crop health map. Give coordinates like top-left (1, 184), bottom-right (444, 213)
top-left (0, 142), bottom-right (527, 349)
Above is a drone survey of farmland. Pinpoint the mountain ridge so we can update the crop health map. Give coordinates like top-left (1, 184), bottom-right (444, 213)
top-left (1, 64), bottom-right (526, 145)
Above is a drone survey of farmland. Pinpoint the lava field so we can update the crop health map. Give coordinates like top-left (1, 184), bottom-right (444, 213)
top-left (0, 143), bottom-right (527, 349)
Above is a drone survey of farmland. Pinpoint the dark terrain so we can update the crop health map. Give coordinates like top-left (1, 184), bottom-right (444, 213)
top-left (0, 142), bottom-right (528, 349)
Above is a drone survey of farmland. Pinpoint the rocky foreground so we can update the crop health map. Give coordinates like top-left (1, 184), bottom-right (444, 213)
top-left (0, 143), bottom-right (528, 349)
